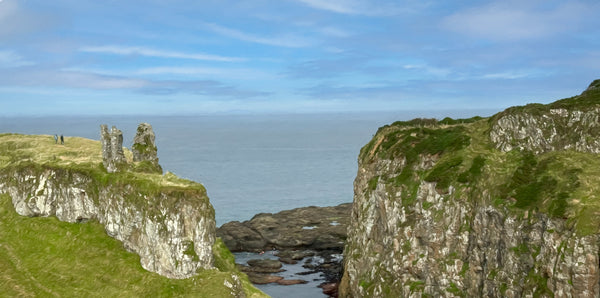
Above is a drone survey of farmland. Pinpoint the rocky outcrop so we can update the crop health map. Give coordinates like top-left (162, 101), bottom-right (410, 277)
top-left (0, 166), bottom-right (215, 279)
top-left (340, 81), bottom-right (600, 297)
top-left (217, 203), bottom-right (351, 252)
top-left (100, 125), bottom-right (127, 173)
top-left (489, 108), bottom-right (600, 153)
top-left (132, 123), bottom-right (162, 173)
top-left (490, 81), bottom-right (600, 154)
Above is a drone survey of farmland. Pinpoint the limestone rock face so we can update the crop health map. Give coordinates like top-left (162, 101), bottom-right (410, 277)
top-left (0, 168), bottom-right (216, 279)
top-left (132, 123), bottom-right (162, 173)
top-left (489, 108), bottom-right (600, 154)
top-left (340, 155), bottom-right (599, 297)
top-left (100, 125), bottom-right (127, 173)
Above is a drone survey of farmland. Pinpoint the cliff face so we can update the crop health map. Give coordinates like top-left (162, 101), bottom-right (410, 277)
top-left (340, 81), bottom-right (600, 297)
top-left (0, 166), bottom-right (215, 279)
top-left (0, 133), bottom-right (220, 281)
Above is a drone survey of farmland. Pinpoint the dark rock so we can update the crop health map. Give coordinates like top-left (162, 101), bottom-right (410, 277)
top-left (245, 272), bottom-right (283, 284)
top-left (319, 282), bottom-right (339, 297)
top-left (219, 221), bottom-right (266, 252)
top-left (276, 279), bottom-right (308, 285)
top-left (217, 203), bottom-right (351, 252)
top-left (237, 263), bottom-right (284, 274)
top-left (297, 270), bottom-right (319, 276)
top-left (100, 125), bottom-right (126, 173)
top-left (246, 259), bottom-right (282, 270)
top-left (132, 123), bottom-right (162, 173)
top-left (277, 250), bottom-right (315, 260)
top-left (278, 257), bottom-right (297, 264)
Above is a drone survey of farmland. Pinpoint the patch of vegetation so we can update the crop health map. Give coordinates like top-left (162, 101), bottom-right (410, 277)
top-left (524, 269), bottom-right (552, 298)
top-left (182, 241), bottom-right (199, 262)
top-left (368, 176), bottom-right (379, 191)
top-left (368, 126), bottom-right (471, 200)
top-left (132, 160), bottom-right (163, 174)
top-left (510, 243), bottom-right (530, 255)
top-left (446, 282), bottom-right (464, 297)
top-left (457, 155), bottom-right (486, 183)
top-left (359, 278), bottom-right (374, 291)
top-left (424, 155), bottom-right (463, 191)
top-left (408, 280), bottom-right (425, 292)
top-left (499, 151), bottom-right (582, 218)
top-left (438, 116), bottom-right (484, 125)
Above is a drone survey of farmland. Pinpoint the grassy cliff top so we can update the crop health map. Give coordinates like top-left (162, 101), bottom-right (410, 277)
top-left (361, 82), bottom-right (600, 235)
top-left (0, 133), bottom-right (204, 193)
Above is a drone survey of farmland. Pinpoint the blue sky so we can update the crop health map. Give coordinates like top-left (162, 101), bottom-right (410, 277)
top-left (0, 0), bottom-right (598, 116)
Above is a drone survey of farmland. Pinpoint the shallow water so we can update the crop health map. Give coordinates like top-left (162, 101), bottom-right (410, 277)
top-left (234, 251), bottom-right (328, 298)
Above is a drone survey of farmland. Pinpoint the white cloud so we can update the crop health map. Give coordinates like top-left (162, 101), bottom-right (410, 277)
top-left (0, 50), bottom-right (33, 68)
top-left (319, 26), bottom-right (352, 38)
top-left (294, 0), bottom-right (409, 16)
top-left (442, 1), bottom-right (593, 41)
top-left (204, 23), bottom-right (314, 48)
top-left (136, 66), bottom-right (278, 80)
top-left (79, 45), bottom-right (243, 62)
top-left (482, 69), bottom-right (549, 80)
top-left (0, 69), bottom-right (147, 89)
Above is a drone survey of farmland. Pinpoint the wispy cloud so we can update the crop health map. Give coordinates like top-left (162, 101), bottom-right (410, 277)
top-left (79, 45), bottom-right (244, 62)
top-left (481, 69), bottom-right (550, 80)
top-left (0, 50), bottom-right (33, 68)
top-left (136, 66), bottom-right (278, 80)
top-left (0, 68), bottom-right (268, 98)
top-left (293, 0), bottom-right (409, 16)
top-left (204, 23), bottom-right (313, 48)
top-left (442, 1), bottom-right (594, 41)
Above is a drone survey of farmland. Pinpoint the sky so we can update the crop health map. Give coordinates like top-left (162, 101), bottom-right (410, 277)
top-left (0, 0), bottom-right (599, 116)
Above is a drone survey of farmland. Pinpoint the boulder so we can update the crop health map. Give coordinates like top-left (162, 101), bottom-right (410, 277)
top-left (246, 259), bottom-right (282, 270)
top-left (319, 282), bottom-right (338, 297)
top-left (245, 272), bottom-right (283, 284)
top-left (276, 279), bottom-right (308, 286)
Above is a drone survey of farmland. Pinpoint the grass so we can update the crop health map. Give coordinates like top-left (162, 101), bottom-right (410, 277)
top-left (0, 194), bottom-right (266, 297)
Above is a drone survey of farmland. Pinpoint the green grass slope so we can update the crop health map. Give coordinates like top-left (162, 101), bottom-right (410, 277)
top-left (0, 194), bottom-right (264, 297)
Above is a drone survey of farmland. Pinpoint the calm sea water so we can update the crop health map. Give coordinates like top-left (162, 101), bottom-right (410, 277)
top-left (0, 110), bottom-right (495, 297)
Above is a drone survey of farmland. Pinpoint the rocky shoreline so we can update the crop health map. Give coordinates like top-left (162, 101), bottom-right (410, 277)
top-left (217, 203), bottom-right (351, 297)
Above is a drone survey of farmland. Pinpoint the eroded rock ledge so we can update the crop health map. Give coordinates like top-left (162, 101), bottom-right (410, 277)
top-left (218, 203), bottom-right (351, 252)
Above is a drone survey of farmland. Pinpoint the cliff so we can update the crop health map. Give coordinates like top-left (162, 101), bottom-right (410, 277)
top-left (340, 80), bottom-right (600, 297)
top-left (0, 133), bottom-right (265, 296)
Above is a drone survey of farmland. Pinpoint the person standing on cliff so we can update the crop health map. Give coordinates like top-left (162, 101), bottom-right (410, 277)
top-left (60, 134), bottom-right (64, 145)
top-left (54, 134), bottom-right (58, 144)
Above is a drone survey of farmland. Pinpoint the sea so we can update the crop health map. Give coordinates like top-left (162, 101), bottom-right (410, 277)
top-left (0, 110), bottom-right (496, 297)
